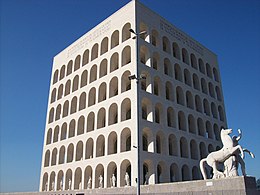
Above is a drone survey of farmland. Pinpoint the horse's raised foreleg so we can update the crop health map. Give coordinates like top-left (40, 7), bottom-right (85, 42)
top-left (243, 148), bottom-right (255, 158)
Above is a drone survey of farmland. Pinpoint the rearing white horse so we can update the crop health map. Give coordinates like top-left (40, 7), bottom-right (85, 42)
top-left (200, 128), bottom-right (244, 180)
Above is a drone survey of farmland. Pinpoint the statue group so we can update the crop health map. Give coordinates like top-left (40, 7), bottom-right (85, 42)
top-left (200, 128), bottom-right (255, 179)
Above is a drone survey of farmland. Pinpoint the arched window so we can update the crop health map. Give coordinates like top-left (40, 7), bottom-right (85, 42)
top-left (72, 75), bottom-right (79, 92)
top-left (74, 55), bottom-right (81, 71)
top-left (96, 135), bottom-right (105, 157)
top-left (75, 142), bottom-right (83, 162)
top-left (182, 48), bottom-right (189, 65)
top-left (199, 59), bottom-right (205, 74)
top-left (67, 60), bottom-right (73, 76)
top-left (213, 68), bottom-right (219, 82)
top-left (197, 118), bottom-right (205, 136)
top-left (168, 134), bottom-right (178, 156)
top-left (53, 70), bottom-right (59, 84)
top-left (180, 137), bottom-right (188, 158)
top-left (111, 30), bottom-right (119, 49)
top-left (121, 128), bottom-right (131, 152)
top-left (98, 83), bottom-right (106, 102)
top-left (60, 123), bottom-right (67, 140)
top-left (50, 88), bottom-right (56, 103)
top-left (109, 103), bottom-right (118, 125)
top-left (139, 22), bottom-right (149, 41)
top-left (58, 146), bottom-right (65, 164)
top-left (108, 131), bottom-right (117, 155)
top-left (87, 112), bottom-right (95, 132)
top-left (174, 63), bottom-right (182, 81)
top-left (99, 59), bottom-right (107, 78)
top-left (206, 63), bottom-right (213, 78)
top-left (67, 144), bottom-right (74, 163)
top-left (100, 37), bottom-right (108, 55)
top-left (153, 77), bottom-right (161, 96)
top-left (53, 125), bottom-right (59, 143)
top-left (167, 107), bottom-right (175, 128)
top-left (190, 54), bottom-right (197, 69)
top-left (188, 114), bottom-right (196, 134)
top-left (62, 100), bottom-right (69, 117)
top-left (59, 65), bottom-right (66, 80)
top-left (57, 84), bottom-right (63, 100)
top-left (192, 74), bottom-right (200, 90)
top-left (162, 36), bottom-right (171, 54)
top-left (195, 95), bottom-right (202, 113)
top-left (151, 29), bottom-right (159, 47)
top-left (209, 82), bottom-right (215, 98)
top-left (77, 116), bottom-right (85, 135)
top-left (152, 52), bottom-right (160, 70)
top-left (218, 106), bottom-right (225, 121)
top-left (201, 78), bottom-right (208, 94)
top-left (55, 104), bottom-right (61, 121)
top-left (140, 45), bottom-right (150, 66)
top-left (80, 70), bottom-right (88, 88)
top-left (211, 102), bottom-right (218, 119)
top-left (154, 103), bottom-right (162, 124)
top-left (122, 46), bottom-right (131, 66)
top-left (110, 52), bottom-right (119, 72)
top-left (70, 96), bottom-right (77, 114)
top-left (165, 82), bottom-right (174, 101)
top-left (91, 43), bottom-right (98, 61)
top-left (186, 91), bottom-right (194, 109)
top-left (82, 49), bottom-right (89, 66)
top-left (51, 148), bottom-right (57, 166)
top-left (184, 69), bottom-right (191, 86)
top-left (203, 99), bottom-right (210, 116)
top-left (121, 98), bottom-right (131, 121)
top-left (206, 121), bottom-right (213, 139)
top-left (122, 23), bottom-right (131, 42)
top-left (109, 77), bottom-right (118, 98)
top-left (68, 119), bottom-right (76, 138)
top-left (85, 138), bottom-right (94, 159)
top-left (215, 86), bottom-right (222, 101)
top-left (164, 58), bottom-right (172, 77)
top-left (89, 65), bottom-right (97, 83)
top-left (190, 140), bottom-right (198, 160)
top-left (44, 150), bottom-right (50, 167)
top-left (121, 71), bottom-right (131, 93)
top-left (142, 98), bottom-right (153, 122)
top-left (64, 80), bottom-right (71, 96)
top-left (172, 42), bottom-right (180, 60)
top-left (178, 111), bottom-right (186, 131)
top-left (176, 86), bottom-right (185, 106)
top-left (46, 128), bottom-right (52, 145)
top-left (88, 87), bottom-right (96, 107)
top-left (97, 108), bottom-right (106, 129)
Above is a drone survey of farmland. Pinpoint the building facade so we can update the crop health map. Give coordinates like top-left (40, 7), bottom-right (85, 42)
top-left (39, 0), bottom-right (227, 191)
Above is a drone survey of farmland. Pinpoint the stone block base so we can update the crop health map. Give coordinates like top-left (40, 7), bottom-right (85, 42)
top-left (1, 176), bottom-right (258, 195)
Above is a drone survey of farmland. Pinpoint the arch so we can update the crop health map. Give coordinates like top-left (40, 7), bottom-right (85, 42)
top-left (121, 71), bottom-right (131, 92)
top-left (109, 77), bottom-right (118, 98)
top-left (108, 103), bottom-right (118, 125)
top-left (68, 119), bottom-right (76, 138)
top-left (58, 146), bottom-right (65, 164)
top-left (176, 86), bottom-right (185, 106)
top-left (42, 172), bottom-right (48, 191)
top-left (120, 159), bottom-right (131, 187)
top-left (53, 70), bottom-right (59, 84)
top-left (82, 49), bottom-right (89, 66)
top-left (46, 128), bottom-right (52, 145)
top-left (141, 98), bottom-right (153, 122)
top-left (213, 68), bottom-right (219, 82)
top-left (157, 161), bottom-right (167, 183)
top-left (184, 69), bottom-right (192, 86)
top-left (50, 88), bottom-right (56, 103)
top-left (153, 77), bottom-right (162, 96)
top-left (214, 124), bottom-right (221, 141)
top-left (97, 108), bottom-right (106, 129)
top-left (76, 141), bottom-right (83, 161)
top-left (53, 125), bottom-right (59, 143)
top-left (44, 150), bottom-right (50, 167)
top-left (186, 91), bottom-right (194, 109)
top-left (87, 112), bottom-right (95, 132)
top-left (67, 60), bottom-right (73, 76)
top-left (49, 172), bottom-right (55, 191)
top-left (55, 104), bottom-right (61, 121)
top-left (199, 58), bottom-right (205, 74)
top-left (107, 161), bottom-right (117, 187)
top-left (181, 165), bottom-right (190, 181)
top-left (60, 123), bottom-right (67, 140)
top-left (193, 74), bottom-right (200, 90)
top-left (139, 22), bottom-right (149, 41)
top-left (206, 63), bottom-right (213, 78)
top-left (122, 23), bottom-right (131, 42)
top-left (108, 131), bottom-right (117, 155)
top-left (195, 95), bottom-right (203, 113)
top-left (211, 102), bottom-right (218, 119)
top-left (162, 36), bottom-right (171, 54)
top-left (154, 103), bottom-right (163, 124)
top-left (96, 135), bottom-right (105, 157)
top-left (74, 55), bottom-right (81, 71)
top-left (100, 37), bottom-right (108, 55)
top-left (165, 81), bottom-right (174, 101)
top-left (98, 82), bottom-right (107, 102)
top-left (206, 121), bottom-right (214, 139)
top-left (172, 42), bottom-right (180, 60)
top-left (167, 107), bottom-right (176, 128)
top-left (62, 100), bottom-right (69, 117)
top-left (218, 105), bottom-right (225, 121)
top-left (95, 164), bottom-right (104, 188)
top-left (72, 75), bottom-right (79, 92)
top-left (121, 98), bottom-right (131, 121)
top-left (57, 84), bottom-right (63, 100)
top-left (67, 143), bottom-right (74, 163)
top-left (180, 137), bottom-right (188, 158)
top-left (168, 134), bottom-right (178, 156)
top-left (140, 45), bottom-right (150, 66)
top-left (190, 140), bottom-right (198, 160)
top-left (70, 96), bottom-right (77, 114)
top-left (110, 52), bottom-right (119, 72)
top-left (174, 63), bottom-right (182, 81)
top-left (188, 114), bottom-right (196, 134)
top-left (208, 144), bottom-right (214, 153)
top-left (170, 163), bottom-right (180, 182)
top-left (80, 70), bottom-right (88, 88)
top-left (91, 43), bottom-right (99, 61)
top-left (201, 78), bottom-right (208, 94)
top-left (197, 118), bottom-right (205, 137)
top-left (190, 54), bottom-right (197, 69)
top-left (121, 127), bottom-right (131, 152)
top-left (203, 99), bottom-right (210, 116)
top-left (164, 58), bottom-right (173, 77)
top-left (79, 92), bottom-right (86, 111)
top-left (141, 71), bottom-right (152, 93)
top-left (122, 46), bottom-right (131, 66)
top-left (209, 82), bottom-right (215, 98)
top-left (199, 142), bottom-right (207, 159)
top-left (152, 52), bottom-right (160, 70)
top-left (88, 87), bottom-right (96, 107)
top-left (111, 30), bottom-right (119, 49)
top-left (64, 80), bottom-right (71, 96)
top-left (216, 86), bottom-right (222, 101)
top-left (57, 171), bottom-right (64, 190)
top-left (182, 48), bottom-right (189, 65)
top-left (84, 166), bottom-right (92, 189)
top-left (143, 160), bottom-right (153, 185)
top-left (142, 127), bottom-right (153, 152)
top-left (65, 169), bottom-right (72, 190)
top-left (151, 29), bottom-right (159, 47)
top-left (89, 65), bottom-right (97, 83)
top-left (85, 138), bottom-right (94, 159)
top-left (156, 131), bottom-right (166, 154)
top-left (48, 108), bottom-right (54, 123)
top-left (192, 166), bottom-right (200, 180)
top-left (77, 116), bottom-right (85, 135)
top-left (99, 59), bottom-right (107, 78)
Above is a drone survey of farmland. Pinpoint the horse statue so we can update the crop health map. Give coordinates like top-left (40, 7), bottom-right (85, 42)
top-left (200, 128), bottom-right (244, 180)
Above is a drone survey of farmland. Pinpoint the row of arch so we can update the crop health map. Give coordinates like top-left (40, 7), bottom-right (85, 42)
top-left (140, 61), bottom-right (222, 101)
top-left (139, 22), bottom-right (219, 82)
top-left (44, 128), bottom-right (131, 167)
top-left (42, 161), bottom-right (204, 191)
top-left (52, 23), bottom-right (132, 85)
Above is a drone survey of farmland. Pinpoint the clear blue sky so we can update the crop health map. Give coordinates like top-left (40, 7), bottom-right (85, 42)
top-left (0, 0), bottom-right (259, 193)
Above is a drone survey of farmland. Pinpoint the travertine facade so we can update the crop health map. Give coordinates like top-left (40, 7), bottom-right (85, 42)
top-left (39, 0), bottom-right (227, 192)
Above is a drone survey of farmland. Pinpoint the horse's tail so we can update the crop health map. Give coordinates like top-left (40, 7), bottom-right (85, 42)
top-left (200, 158), bottom-right (207, 180)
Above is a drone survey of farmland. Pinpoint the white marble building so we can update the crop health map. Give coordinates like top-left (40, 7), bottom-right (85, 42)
top-left (39, 0), bottom-right (227, 191)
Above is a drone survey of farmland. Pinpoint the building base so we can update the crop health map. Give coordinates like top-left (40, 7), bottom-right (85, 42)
top-left (1, 176), bottom-right (258, 195)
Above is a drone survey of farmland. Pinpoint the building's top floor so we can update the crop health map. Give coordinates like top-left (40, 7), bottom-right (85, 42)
top-left (52, 0), bottom-right (218, 72)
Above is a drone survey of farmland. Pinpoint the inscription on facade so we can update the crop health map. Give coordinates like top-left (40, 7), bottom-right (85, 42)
top-left (160, 19), bottom-right (204, 56)
top-left (67, 20), bottom-right (111, 58)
